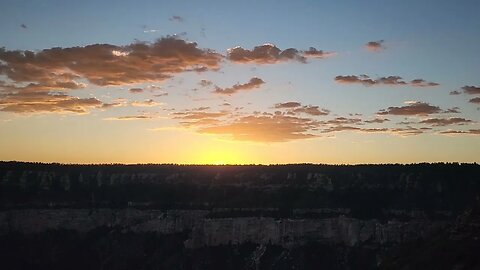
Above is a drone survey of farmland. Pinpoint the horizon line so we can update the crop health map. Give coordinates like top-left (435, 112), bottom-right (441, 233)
top-left (1, 160), bottom-right (478, 167)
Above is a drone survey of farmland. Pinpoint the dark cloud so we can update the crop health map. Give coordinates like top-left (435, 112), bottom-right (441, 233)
top-left (213, 77), bottom-right (265, 95)
top-left (334, 75), bottom-right (376, 86)
top-left (409, 79), bottom-right (440, 87)
top-left (129, 88), bottom-right (143, 93)
top-left (377, 102), bottom-right (442, 116)
top-left (365, 40), bottom-right (385, 52)
top-left (335, 75), bottom-right (438, 87)
top-left (462, 85), bottom-right (480, 95)
top-left (274, 102), bottom-right (329, 116)
top-left (227, 44), bottom-right (334, 64)
top-left (302, 47), bottom-right (336, 59)
top-left (274, 102), bottom-right (302, 108)
top-left (0, 91), bottom-right (102, 114)
top-left (0, 37), bottom-right (222, 89)
top-left (469, 97), bottom-right (480, 104)
top-left (449, 90), bottom-right (461, 95)
top-left (389, 126), bottom-right (426, 136)
top-left (364, 118), bottom-right (390, 123)
top-left (198, 115), bottom-right (320, 142)
top-left (419, 117), bottom-right (472, 126)
top-left (321, 125), bottom-right (361, 133)
top-left (444, 107), bottom-right (461, 114)
top-left (101, 101), bottom-right (126, 109)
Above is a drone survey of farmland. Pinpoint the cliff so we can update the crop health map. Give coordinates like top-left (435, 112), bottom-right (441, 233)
top-left (0, 162), bottom-right (479, 269)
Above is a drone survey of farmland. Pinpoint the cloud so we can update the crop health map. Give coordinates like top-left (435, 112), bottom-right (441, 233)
top-left (198, 114), bottom-right (320, 142)
top-left (419, 117), bottom-right (472, 126)
top-left (213, 77), bottom-right (265, 95)
top-left (410, 79), bottom-right (440, 87)
top-left (129, 88), bottom-right (143, 93)
top-left (365, 40), bottom-right (385, 52)
top-left (180, 118), bottom-right (222, 127)
top-left (172, 109), bottom-right (230, 128)
top-left (319, 124), bottom-right (428, 136)
top-left (335, 75), bottom-right (439, 87)
top-left (292, 105), bottom-right (330, 116)
top-left (462, 85), bottom-right (480, 95)
top-left (364, 118), bottom-right (390, 123)
top-left (450, 90), bottom-right (461, 95)
top-left (199, 79), bottom-right (213, 87)
top-left (377, 102), bottom-right (442, 116)
top-left (172, 110), bottom-right (229, 120)
top-left (103, 115), bottom-right (154, 121)
top-left (389, 126), bottom-right (427, 136)
top-left (0, 37), bottom-right (222, 89)
top-left (335, 75), bottom-right (376, 86)
top-left (130, 99), bottom-right (160, 107)
top-left (439, 129), bottom-right (480, 136)
top-left (274, 102), bottom-right (329, 116)
top-left (0, 91), bottom-right (102, 114)
top-left (169, 15), bottom-right (184, 22)
top-left (274, 102), bottom-right (302, 108)
top-left (302, 47), bottom-right (336, 59)
top-left (227, 44), bottom-right (334, 64)
top-left (444, 107), bottom-right (461, 113)
top-left (469, 97), bottom-right (480, 104)
top-left (321, 125), bottom-right (361, 133)
top-left (326, 117), bottom-right (362, 125)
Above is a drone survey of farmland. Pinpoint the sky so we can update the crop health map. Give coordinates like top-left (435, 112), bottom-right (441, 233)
top-left (0, 0), bottom-right (479, 164)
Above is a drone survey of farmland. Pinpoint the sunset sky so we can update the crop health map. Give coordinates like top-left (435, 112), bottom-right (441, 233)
top-left (0, 0), bottom-right (479, 164)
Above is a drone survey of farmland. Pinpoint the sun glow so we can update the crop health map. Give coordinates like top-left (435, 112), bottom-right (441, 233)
top-left (197, 149), bottom-right (245, 165)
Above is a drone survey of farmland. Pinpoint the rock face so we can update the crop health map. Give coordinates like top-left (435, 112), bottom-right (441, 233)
top-left (0, 162), bottom-right (479, 269)
top-left (0, 208), bottom-right (447, 249)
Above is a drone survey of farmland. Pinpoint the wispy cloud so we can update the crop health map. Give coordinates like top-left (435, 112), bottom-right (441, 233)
top-left (274, 102), bottom-right (302, 108)
top-left (419, 117), bottom-right (472, 126)
top-left (169, 15), bottom-right (184, 22)
top-left (439, 129), bottom-right (480, 136)
top-left (103, 115), bottom-right (155, 121)
top-left (130, 99), bottom-right (160, 107)
top-left (335, 75), bottom-right (439, 87)
top-left (198, 114), bottom-right (320, 142)
top-left (274, 102), bottom-right (329, 116)
top-left (213, 77), bottom-right (265, 95)
top-left (0, 91), bottom-right (102, 114)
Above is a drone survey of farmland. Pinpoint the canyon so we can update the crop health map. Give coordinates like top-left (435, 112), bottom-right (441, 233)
top-left (1, 162), bottom-right (479, 269)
